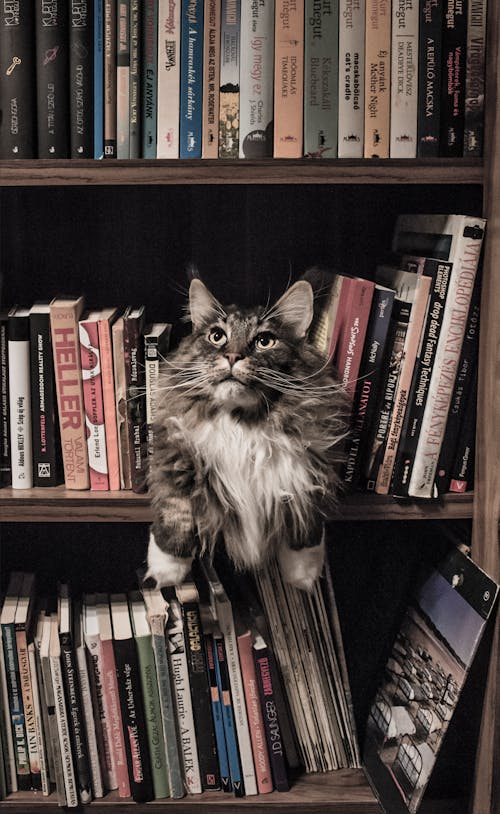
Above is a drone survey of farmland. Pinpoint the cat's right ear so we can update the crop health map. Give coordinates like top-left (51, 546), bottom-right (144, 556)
top-left (189, 279), bottom-right (226, 329)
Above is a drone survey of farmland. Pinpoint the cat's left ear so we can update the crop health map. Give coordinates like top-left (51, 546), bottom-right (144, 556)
top-left (273, 281), bottom-right (314, 338)
top-left (189, 279), bottom-right (226, 329)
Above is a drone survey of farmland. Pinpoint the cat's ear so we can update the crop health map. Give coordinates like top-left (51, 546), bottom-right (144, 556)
top-left (189, 279), bottom-right (226, 329)
top-left (273, 280), bottom-right (314, 338)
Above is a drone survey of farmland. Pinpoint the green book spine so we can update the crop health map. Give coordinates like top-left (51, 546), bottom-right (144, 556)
top-left (135, 634), bottom-right (170, 800)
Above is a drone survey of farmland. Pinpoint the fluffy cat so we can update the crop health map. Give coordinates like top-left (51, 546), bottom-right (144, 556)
top-left (145, 278), bottom-right (346, 591)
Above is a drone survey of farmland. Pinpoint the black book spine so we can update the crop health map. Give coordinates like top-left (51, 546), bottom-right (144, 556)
top-left (59, 631), bottom-right (93, 804)
top-left (464, 0), bottom-right (487, 156)
top-left (391, 259), bottom-right (453, 496)
top-left (449, 367), bottom-right (477, 493)
top-left (69, 0), bottom-right (94, 157)
top-left (0, 4), bottom-right (36, 158)
top-left (35, 0), bottom-right (70, 158)
top-left (253, 644), bottom-right (290, 792)
top-left (417, 0), bottom-right (443, 156)
top-left (0, 315), bottom-right (11, 486)
top-left (182, 602), bottom-right (221, 791)
top-left (113, 637), bottom-right (153, 802)
top-left (440, 0), bottom-right (468, 156)
top-left (123, 310), bottom-right (147, 493)
top-left (129, 0), bottom-right (141, 158)
top-left (29, 309), bottom-right (62, 487)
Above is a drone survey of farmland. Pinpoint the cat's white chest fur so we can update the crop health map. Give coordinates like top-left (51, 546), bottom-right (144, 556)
top-left (188, 412), bottom-right (320, 566)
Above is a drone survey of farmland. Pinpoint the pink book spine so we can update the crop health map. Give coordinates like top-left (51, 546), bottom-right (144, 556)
top-left (336, 279), bottom-right (375, 398)
top-left (79, 321), bottom-right (109, 490)
top-left (98, 319), bottom-right (120, 491)
top-left (327, 276), bottom-right (352, 364)
top-left (273, 0), bottom-right (304, 157)
top-left (100, 638), bottom-right (131, 798)
top-left (237, 631), bottom-right (273, 794)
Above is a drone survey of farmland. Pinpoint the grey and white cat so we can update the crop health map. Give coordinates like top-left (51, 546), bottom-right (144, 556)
top-left (145, 278), bottom-right (346, 591)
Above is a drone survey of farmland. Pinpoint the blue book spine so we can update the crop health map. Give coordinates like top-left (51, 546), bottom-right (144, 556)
top-left (179, 0), bottom-right (204, 158)
top-left (141, 0), bottom-right (158, 157)
top-left (214, 635), bottom-right (243, 797)
top-left (94, 0), bottom-right (104, 158)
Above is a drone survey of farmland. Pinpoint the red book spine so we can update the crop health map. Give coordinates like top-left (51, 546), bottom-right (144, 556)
top-left (336, 279), bottom-right (375, 398)
top-left (237, 631), bottom-right (273, 795)
top-left (79, 320), bottom-right (109, 490)
top-left (100, 638), bottom-right (130, 798)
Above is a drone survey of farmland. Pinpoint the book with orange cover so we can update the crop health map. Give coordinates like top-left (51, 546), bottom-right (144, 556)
top-left (97, 308), bottom-right (120, 491)
top-left (364, 0), bottom-right (391, 157)
top-left (50, 296), bottom-right (90, 490)
top-left (273, 0), bottom-right (304, 158)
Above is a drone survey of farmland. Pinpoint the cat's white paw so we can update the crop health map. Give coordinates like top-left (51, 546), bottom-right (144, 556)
top-left (145, 532), bottom-right (193, 588)
top-left (278, 538), bottom-right (325, 592)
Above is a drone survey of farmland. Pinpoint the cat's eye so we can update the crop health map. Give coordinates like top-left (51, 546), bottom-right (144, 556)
top-left (255, 333), bottom-right (277, 350)
top-left (208, 328), bottom-right (228, 347)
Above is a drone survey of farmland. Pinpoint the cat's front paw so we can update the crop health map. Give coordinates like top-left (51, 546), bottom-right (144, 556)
top-left (145, 532), bottom-right (193, 588)
top-left (278, 539), bottom-right (325, 592)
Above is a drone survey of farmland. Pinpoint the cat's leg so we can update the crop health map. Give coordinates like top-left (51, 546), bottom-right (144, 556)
top-left (278, 527), bottom-right (326, 592)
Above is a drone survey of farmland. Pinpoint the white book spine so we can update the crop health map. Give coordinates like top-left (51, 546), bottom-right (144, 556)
top-left (239, 0), bottom-right (275, 158)
top-left (338, 0), bottom-right (366, 157)
top-left (390, 0), bottom-right (419, 157)
top-left (50, 654), bottom-right (78, 807)
top-left (408, 216), bottom-right (486, 497)
top-left (28, 644), bottom-right (49, 795)
top-left (75, 646), bottom-right (104, 798)
top-left (215, 599), bottom-right (258, 795)
top-left (157, 0), bottom-right (181, 157)
top-left (8, 337), bottom-right (32, 489)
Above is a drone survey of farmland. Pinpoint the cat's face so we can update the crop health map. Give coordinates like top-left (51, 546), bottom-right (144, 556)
top-left (180, 279), bottom-right (315, 413)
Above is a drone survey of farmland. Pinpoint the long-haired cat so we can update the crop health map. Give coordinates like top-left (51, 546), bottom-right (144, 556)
top-left (145, 278), bottom-right (346, 591)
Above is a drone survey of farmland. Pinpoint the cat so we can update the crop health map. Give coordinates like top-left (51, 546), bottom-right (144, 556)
top-left (145, 277), bottom-right (346, 591)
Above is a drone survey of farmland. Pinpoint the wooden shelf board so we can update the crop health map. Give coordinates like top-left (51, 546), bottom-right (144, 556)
top-left (0, 158), bottom-right (483, 187)
top-left (0, 487), bottom-right (474, 523)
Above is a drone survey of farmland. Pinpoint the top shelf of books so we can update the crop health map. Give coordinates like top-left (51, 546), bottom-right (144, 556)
top-left (0, 159), bottom-right (484, 188)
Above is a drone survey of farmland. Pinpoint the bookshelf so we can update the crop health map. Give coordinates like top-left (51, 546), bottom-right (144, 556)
top-left (0, 6), bottom-right (499, 814)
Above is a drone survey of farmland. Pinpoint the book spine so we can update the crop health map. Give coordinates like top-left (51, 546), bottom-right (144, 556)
top-left (449, 368), bottom-right (477, 492)
top-left (157, 0), bottom-right (182, 157)
top-left (375, 275), bottom-right (432, 494)
top-left (50, 648), bottom-right (78, 807)
top-left (99, 638), bottom-right (130, 796)
top-left (0, 641), bottom-right (18, 792)
top-left (84, 631), bottom-right (118, 792)
top-left (219, 0), bottom-right (241, 158)
top-left (253, 645), bottom-right (290, 791)
top-left (129, 0), bottom-right (141, 157)
top-left (214, 635), bottom-right (243, 795)
top-left (27, 644), bottom-right (49, 795)
top-left (0, 317), bottom-right (11, 486)
top-left (364, 0), bottom-right (391, 157)
top-left (79, 320), bottom-right (109, 491)
top-left (69, 0), bottom-right (93, 157)
top-left (336, 279), bottom-right (375, 399)
top-left (409, 221), bottom-right (485, 498)
top-left (0, 4), bottom-right (36, 158)
top-left (50, 301), bottom-right (90, 490)
top-left (417, 0), bottom-right (443, 156)
top-left (2, 622), bottom-right (30, 788)
top-left (182, 602), bottom-right (220, 790)
top-left (30, 310), bottom-right (61, 487)
top-left (113, 638), bottom-right (153, 802)
top-left (144, 335), bottom-right (160, 459)
top-left (112, 320), bottom-right (132, 490)
top-left (343, 287), bottom-right (395, 488)
top-left (141, 0), bottom-right (158, 158)
top-left (237, 631), bottom-right (273, 794)
top-left (94, 0), bottom-right (105, 158)
top-left (75, 645), bottom-right (104, 798)
top-left (116, 0), bottom-right (130, 158)
top-left (98, 319), bottom-right (120, 491)
top-left (391, 259), bottom-right (453, 496)
top-left (464, 0), bottom-right (487, 155)
top-left (390, 0), bottom-right (419, 157)
top-left (8, 317), bottom-right (33, 489)
top-left (35, 0), bottom-right (69, 158)
top-left (16, 626), bottom-right (41, 789)
top-left (104, 0), bottom-right (117, 156)
top-left (135, 635), bottom-right (170, 799)
top-left (434, 271), bottom-right (481, 494)
top-left (39, 636), bottom-right (67, 802)
top-left (179, 0), bottom-right (204, 157)
top-left (440, 0), bottom-right (468, 156)
top-left (203, 633), bottom-right (230, 792)
top-left (338, 0), bottom-right (365, 157)
top-left (123, 314), bottom-right (147, 493)
top-left (304, 0), bottom-right (339, 158)
top-left (273, 0), bottom-right (304, 157)
top-left (202, 0), bottom-right (221, 158)
top-left (150, 628), bottom-right (184, 798)
top-left (238, 0), bottom-right (274, 159)
top-left (59, 632), bottom-right (92, 804)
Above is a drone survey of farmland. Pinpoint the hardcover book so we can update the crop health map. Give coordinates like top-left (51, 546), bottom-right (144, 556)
top-left (180, 0), bottom-right (204, 158)
top-left (338, 0), bottom-right (365, 157)
top-left (35, 0), bottom-right (70, 158)
top-left (157, 0), bottom-right (181, 158)
top-left (202, 0), bottom-right (221, 158)
top-left (79, 313), bottom-right (110, 491)
top-left (273, 0), bottom-right (304, 158)
top-left (238, 0), bottom-right (275, 158)
top-left (304, 0), bottom-right (339, 159)
top-left (219, 0), bottom-right (241, 158)
top-left (69, 0), bottom-right (93, 157)
top-left (141, 0), bottom-right (158, 158)
top-left (8, 308), bottom-right (33, 489)
top-left (30, 303), bottom-right (62, 487)
top-left (50, 296), bottom-right (90, 490)
top-left (364, 547), bottom-right (498, 814)
top-left (364, 0), bottom-right (390, 157)
top-left (0, 3), bottom-right (36, 158)
top-left (390, 0), bottom-right (419, 157)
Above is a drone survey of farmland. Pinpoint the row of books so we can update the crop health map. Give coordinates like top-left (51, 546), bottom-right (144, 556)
top-left (0, 300), bottom-right (171, 492)
top-left (0, 558), bottom-right (359, 803)
top-left (308, 212), bottom-right (485, 499)
top-left (0, 0), bottom-right (487, 161)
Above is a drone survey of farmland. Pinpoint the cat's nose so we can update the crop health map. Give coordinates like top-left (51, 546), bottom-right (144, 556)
top-left (225, 353), bottom-right (243, 367)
